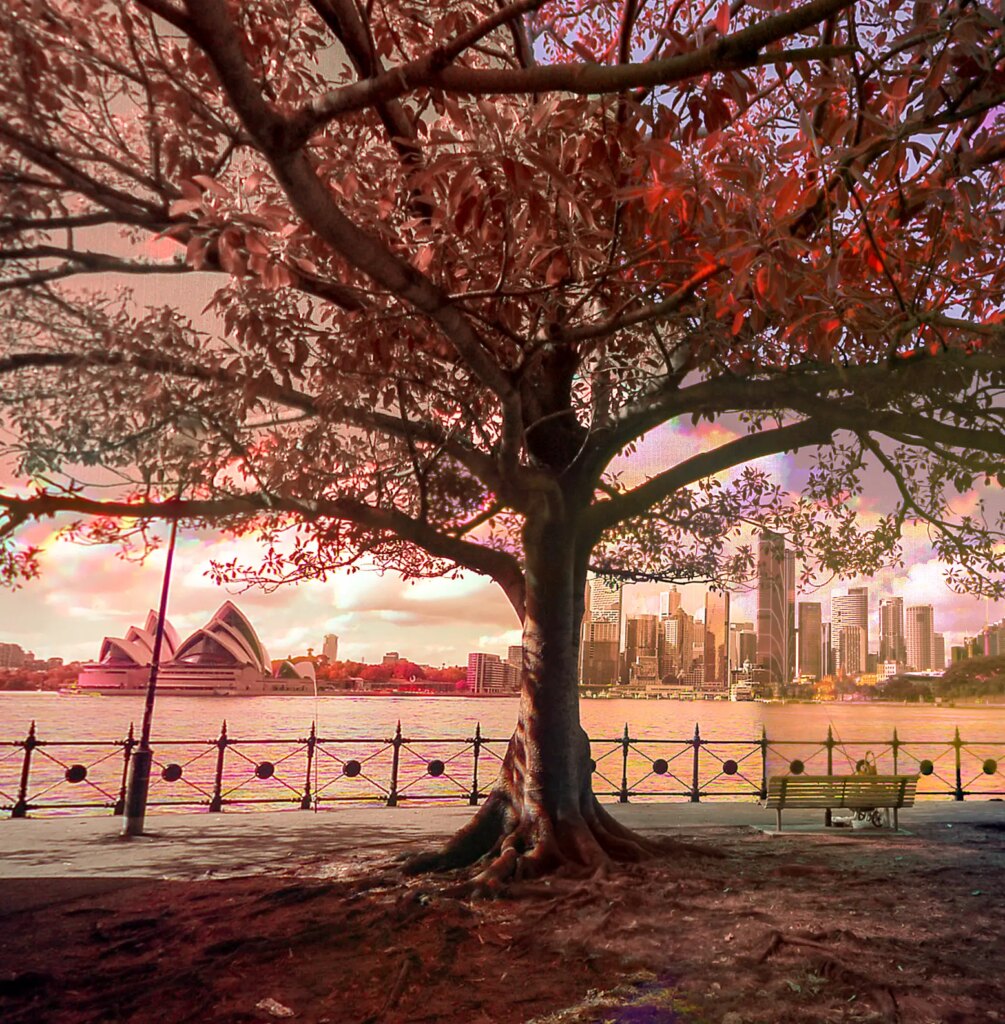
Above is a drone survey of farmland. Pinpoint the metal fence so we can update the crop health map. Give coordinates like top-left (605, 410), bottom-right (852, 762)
top-left (2, 719), bottom-right (1003, 817)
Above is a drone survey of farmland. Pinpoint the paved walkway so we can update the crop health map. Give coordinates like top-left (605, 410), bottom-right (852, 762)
top-left (3, 800), bottom-right (1004, 887)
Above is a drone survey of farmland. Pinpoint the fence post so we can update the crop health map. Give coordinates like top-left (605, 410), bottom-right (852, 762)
top-left (953, 727), bottom-right (965, 801)
top-left (114, 723), bottom-right (136, 815)
top-left (11, 721), bottom-right (37, 819)
top-left (209, 720), bottom-right (228, 812)
top-left (387, 721), bottom-right (402, 807)
top-left (760, 725), bottom-right (768, 801)
top-left (620, 723), bottom-right (631, 803)
top-left (690, 722), bottom-right (701, 803)
top-left (824, 725), bottom-right (835, 826)
top-left (300, 721), bottom-right (316, 811)
top-left (891, 728), bottom-right (899, 775)
top-left (468, 723), bottom-right (482, 806)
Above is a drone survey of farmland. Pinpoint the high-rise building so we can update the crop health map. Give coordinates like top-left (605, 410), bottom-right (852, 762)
top-left (322, 633), bottom-right (339, 662)
top-left (934, 633), bottom-right (946, 671)
top-left (659, 588), bottom-right (681, 619)
top-left (467, 653), bottom-right (509, 693)
top-left (704, 591), bottom-right (730, 689)
top-left (579, 577), bottom-right (622, 686)
top-left (797, 602), bottom-right (823, 680)
top-left (0, 642), bottom-right (27, 668)
top-left (905, 605), bottom-right (935, 670)
top-left (756, 532), bottom-right (793, 683)
top-left (821, 622), bottom-right (833, 676)
top-left (729, 622), bottom-right (756, 671)
top-left (624, 614), bottom-right (660, 684)
top-left (832, 588), bottom-right (869, 666)
top-left (878, 597), bottom-right (905, 663)
top-left (836, 624), bottom-right (867, 675)
top-left (660, 609), bottom-right (694, 677)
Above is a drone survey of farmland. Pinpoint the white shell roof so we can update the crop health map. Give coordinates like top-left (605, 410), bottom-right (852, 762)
top-left (97, 603), bottom-right (268, 672)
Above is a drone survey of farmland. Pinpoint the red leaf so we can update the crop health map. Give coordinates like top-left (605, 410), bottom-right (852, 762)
top-left (715, 3), bottom-right (730, 35)
top-left (754, 265), bottom-right (771, 303)
top-left (544, 251), bottom-right (570, 286)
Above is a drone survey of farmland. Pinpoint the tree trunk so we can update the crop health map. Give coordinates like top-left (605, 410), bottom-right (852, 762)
top-left (404, 514), bottom-right (658, 887)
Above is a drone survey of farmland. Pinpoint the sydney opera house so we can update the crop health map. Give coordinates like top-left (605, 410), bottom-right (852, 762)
top-left (74, 601), bottom-right (315, 696)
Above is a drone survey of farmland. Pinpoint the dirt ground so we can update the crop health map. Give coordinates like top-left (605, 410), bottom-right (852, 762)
top-left (1, 821), bottom-right (1004, 1024)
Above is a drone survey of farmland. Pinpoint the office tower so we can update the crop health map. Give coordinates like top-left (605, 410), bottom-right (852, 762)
top-left (0, 642), bottom-right (27, 668)
top-left (660, 608), bottom-right (694, 677)
top-left (821, 622), bottom-right (833, 676)
top-left (322, 633), bottom-right (339, 662)
top-left (879, 597), bottom-right (905, 663)
top-left (704, 591), bottom-right (730, 689)
top-left (797, 602), bottom-right (823, 680)
top-left (905, 605), bottom-right (935, 670)
top-left (659, 588), bottom-right (681, 619)
top-left (934, 633), bottom-right (946, 671)
top-left (729, 622), bottom-right (756, 670)
top-left (506, 645), bottom-right (524, 688)
top-left (579, 577), bottom-right (622, 686)
top-left (785, 551), bottom-right (797, 679)
top-left (836, 624), bottom-right (867, 675)
top-left (832, 587), bottom-right (869, 665)
top-left (756, 531), bottom-right (793, 683)
top-left (624, 614), bottom-right (660, 684)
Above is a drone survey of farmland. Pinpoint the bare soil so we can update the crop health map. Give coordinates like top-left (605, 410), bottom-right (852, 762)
top-left (1, 821), bottom-right (1004, 1024)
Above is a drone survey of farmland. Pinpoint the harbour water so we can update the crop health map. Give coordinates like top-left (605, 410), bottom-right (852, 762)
top-left (3, 691), bottom-right (1005, 745)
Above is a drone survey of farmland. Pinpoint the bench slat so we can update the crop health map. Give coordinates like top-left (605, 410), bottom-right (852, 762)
top-left (765, 774), bottom-right (918, 810)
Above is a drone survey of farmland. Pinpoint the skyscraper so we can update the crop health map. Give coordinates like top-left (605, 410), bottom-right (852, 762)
top-left (624, 614), bottom-right (660, 685)
top-left (934, 633), bottom-right (946, 671)
top-left (879, 597), bottom-right (905, 663)
top-left (703, 590), bottom-right (730, 690)
top-left (905, 605), bottom-right (936, 670)
top-left (659, 588), bottom-right (681, 619)
top-left (756, 531), bottom-right (793, 683)
top-left (660, 609), bottom-right (694, 678)
top-left (322, 633), bottom-right (339, 662)
top-left (579, 577), bottom-right (622, 686)
top-left (832, 587), bottom-right (869, 667)
top-left (836, 624), bottom-right (867, 676)
top-left (797, 602), bottom-right (823, 680)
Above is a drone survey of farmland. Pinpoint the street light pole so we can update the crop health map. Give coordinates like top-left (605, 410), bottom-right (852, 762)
top-left (122, 502), bottom-right (181, 837)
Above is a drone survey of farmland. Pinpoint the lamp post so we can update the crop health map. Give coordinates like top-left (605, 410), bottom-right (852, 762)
top-left (121, 497), bottom-right (181, 837)
top-left (122, 418), bottom-right (203, 837)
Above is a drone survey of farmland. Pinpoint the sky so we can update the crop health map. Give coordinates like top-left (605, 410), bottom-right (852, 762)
top-left (1, 426), bottom-right (1001, 667)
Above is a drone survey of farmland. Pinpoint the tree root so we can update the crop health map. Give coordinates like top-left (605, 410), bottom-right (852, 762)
top-left (401, 784), bottom-right (718, 892)
top-left (755, 929), bottom-right (901, 1022)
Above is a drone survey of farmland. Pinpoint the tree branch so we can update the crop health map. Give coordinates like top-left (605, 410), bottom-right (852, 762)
top-left (581, 418), bottom-right (835, 541)
top-left (290, 0), bottom-right (856, 139)
top-left (0, 488), bottom-right (527, 618)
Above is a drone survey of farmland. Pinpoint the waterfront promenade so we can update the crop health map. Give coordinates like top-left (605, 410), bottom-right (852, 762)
top-left (4, 799), bottom-right (1005, 894)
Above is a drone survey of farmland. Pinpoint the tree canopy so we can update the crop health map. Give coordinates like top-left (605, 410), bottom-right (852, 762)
top-left (0, 0), bottom-right (1003, 600)
top-left (1, 0), bottom-right (1004, 880)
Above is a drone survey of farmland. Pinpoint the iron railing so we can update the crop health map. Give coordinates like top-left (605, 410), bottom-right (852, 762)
top-left (2, 720), bottom-right (1003, 817)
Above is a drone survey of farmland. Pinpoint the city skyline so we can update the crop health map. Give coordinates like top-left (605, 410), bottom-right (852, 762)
top-left (1, 519), bottom-right (1002, 669)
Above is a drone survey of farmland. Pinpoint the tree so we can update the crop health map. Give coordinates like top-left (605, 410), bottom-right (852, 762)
top-left (937, 655), bottom-right (1005, 698)
top-left (1, 0), bottom-right (1004, 884)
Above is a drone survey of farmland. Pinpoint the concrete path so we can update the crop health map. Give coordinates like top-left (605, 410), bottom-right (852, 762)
top-left (2, 800), bottom-right (1004, 887)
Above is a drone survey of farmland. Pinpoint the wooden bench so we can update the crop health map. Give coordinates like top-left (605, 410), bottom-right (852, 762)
top-left (764, 774), bottom-right (918, 832)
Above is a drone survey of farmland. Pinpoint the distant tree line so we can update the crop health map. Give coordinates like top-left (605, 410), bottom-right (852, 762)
top-left (0, 664), bottom-right (81, 692)
top-left (872, 656), bottom-right (1005, 702)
